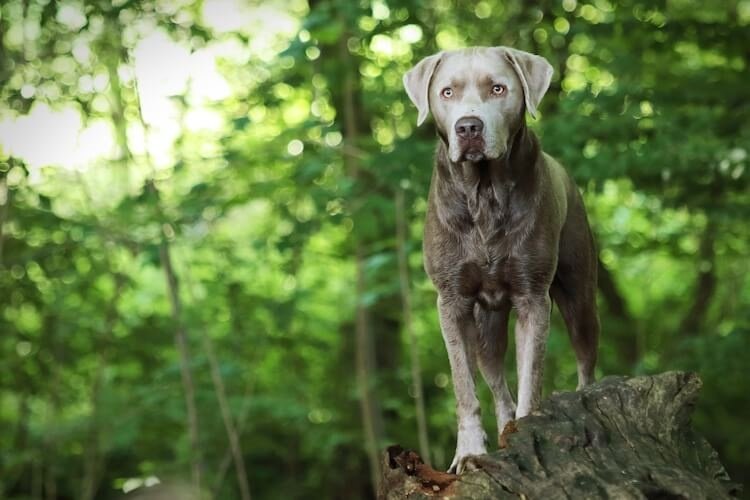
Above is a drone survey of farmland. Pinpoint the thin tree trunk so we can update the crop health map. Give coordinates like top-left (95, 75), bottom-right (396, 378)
top-left (130, 55), bottom-right (258, 496)
top-left (80, 272), bottom-right (124, 500)
top-left (2, 393), bottom-right (30, 497)
top-left (212, 381), bottom-right (254, 498)
top-left (43, 313), bottom-right (60, 500)
top-left (124, 38), bottom-right (204, 490)
top-left (157, 232), bottom-right (203, 493)
top-left (203, 336), bottom-right (252, 500)
top-left (0, 174), bottom-right (9, 266)
top-left (104, 33), bottom-right (205, 490)
top-left (213, 283), bottom-right (256, 497)
top-left (596, 258), bottom-right (631, 323)
top-left (165, 82), bottom-right (253, 499)
top-left (355, 245), bottom-right (383, 492)
top-left (339, 28), bottom-right (383, 493)
top-left (80, 360), bottom-right (105, 500)
top-left (679, 220), bottom-right (718, 333)
top-left (395, 189), bottom-right (430, 462)
top-left (31, 458), bottom-right (42, 500)
top-left (43, 421), bottom-right (58, 499)
top-left (597, 257), bottom-right (639, 367)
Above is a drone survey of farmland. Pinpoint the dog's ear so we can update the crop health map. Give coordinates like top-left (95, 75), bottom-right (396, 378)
top-left (403, 52), bottom-right (443, 126)
top-left (502, 48), bottom-right (553, 119)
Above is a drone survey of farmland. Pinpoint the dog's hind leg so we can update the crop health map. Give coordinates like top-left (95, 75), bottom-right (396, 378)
top-left (474, 303), bottom-right (516, 443)
top-left (514, 295), bottom-right (552, 417)
top-left (551, 282), bottom-right (599, 389)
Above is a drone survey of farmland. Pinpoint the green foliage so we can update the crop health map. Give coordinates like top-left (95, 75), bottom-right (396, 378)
top-left (0, 0), bottom-right (748, 498)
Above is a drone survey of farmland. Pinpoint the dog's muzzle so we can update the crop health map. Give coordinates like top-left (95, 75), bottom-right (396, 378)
top-left (455, 116), bottom-right (486, 162)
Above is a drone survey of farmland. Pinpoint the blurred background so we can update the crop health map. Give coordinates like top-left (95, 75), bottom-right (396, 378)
top-left (0, 0), bottom-right (748, 498)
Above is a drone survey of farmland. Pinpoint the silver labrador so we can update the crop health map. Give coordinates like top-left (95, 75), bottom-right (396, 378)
top-left (404, 47), bottom-right (600, 473)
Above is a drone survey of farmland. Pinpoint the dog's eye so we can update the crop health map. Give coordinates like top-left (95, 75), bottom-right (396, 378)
top-left (491, 84), bottom-right (506, 96)
top-left (440, 87), bottom-right (453, 98)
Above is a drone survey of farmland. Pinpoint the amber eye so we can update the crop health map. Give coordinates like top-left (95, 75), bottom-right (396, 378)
top-left (491, 84), bottom-right (506, 96)
top-left (440, 87), bottom-right (454, 98)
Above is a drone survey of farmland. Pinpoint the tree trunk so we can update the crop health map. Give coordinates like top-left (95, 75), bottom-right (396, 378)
top-left (212, 380), bottom-right (254, 498)
top-left (203, 335), bottom-right (252, 500)
top-left (679, 220), bottom-right (718, 334)
top-left (164, 83), bottom-right (253, 500)
top-left (80, 360), bottom-right (105, 500)
top-left (129, 43), bottom-right (203, 490)
top-left (80, 272), bottom-right (124, 500)
top-left (42, 313), bottom-right (60, 500)
top-left (0, 173), bottom-right (8, 266)
top-left (355, 244), bottom-right (384, 493)
top-left (597, 258), bottom-right (639, 367)
top-left (212, 282), bottom-right (257, 497)
top-left (395, 189), bottom-right (430, 462)
top-left (157, 235), bottom-right (203, 494)
top-left (380, 372), bottom-right (740, 499)
top-left (339, 23), bottom-right (384, 495)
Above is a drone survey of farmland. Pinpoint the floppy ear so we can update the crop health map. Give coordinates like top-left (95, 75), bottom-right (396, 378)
top-left (502, 48), bottom-right (553, 119)
top-left (403, 52), bottom-right (443, 126)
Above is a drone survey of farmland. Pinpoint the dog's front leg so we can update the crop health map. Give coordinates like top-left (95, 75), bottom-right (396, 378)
top-left (438, 296), bottom-right (487, 474)
top-left (514, 295), bottom-right (552, 418)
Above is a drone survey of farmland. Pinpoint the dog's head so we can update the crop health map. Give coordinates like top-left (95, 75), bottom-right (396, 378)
top-left (403, 47), bottom-right (553, 163)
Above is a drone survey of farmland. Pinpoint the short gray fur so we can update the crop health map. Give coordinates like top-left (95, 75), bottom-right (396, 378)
top-left (404, 46), bottom-right (600, 473)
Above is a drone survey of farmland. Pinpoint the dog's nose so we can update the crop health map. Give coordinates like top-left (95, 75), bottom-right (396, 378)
top-left (455, 117), bottom-right (484, 139)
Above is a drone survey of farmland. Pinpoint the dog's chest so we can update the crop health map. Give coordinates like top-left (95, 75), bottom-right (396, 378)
top-left (458, 250), bottom-right (511, 310)
top-left (465, 176), bottom-right (511, 242)
top-left (459, 177), bottom-right (516, 309)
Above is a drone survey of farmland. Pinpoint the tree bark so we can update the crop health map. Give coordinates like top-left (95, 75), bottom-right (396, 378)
top-left (380, 372), bottom-right (740, 499)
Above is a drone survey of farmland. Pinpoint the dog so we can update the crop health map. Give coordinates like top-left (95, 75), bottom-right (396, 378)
top-left (403, 47), bottom-right (600, 473)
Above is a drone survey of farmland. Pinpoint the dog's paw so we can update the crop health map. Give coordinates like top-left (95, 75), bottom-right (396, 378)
top-left (447, 426), bottom-right (487, 474)
top-left (448, 453), bottom-right (484, 474)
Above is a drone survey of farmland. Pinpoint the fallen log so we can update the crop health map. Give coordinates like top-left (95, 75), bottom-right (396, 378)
top-left (380, 372), bottom-right (741, 499)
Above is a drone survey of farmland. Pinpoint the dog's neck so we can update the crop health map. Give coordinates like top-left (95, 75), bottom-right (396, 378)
top-left (502, 119), bottom-right (542, 184)
top-left (437, 120), bottom-right (541, 196)
top-left (433, 120), bottom-right (543, 240)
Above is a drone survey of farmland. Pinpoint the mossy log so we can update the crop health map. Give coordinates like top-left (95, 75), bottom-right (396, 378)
top-left (380, 372), bottom-right (740, 499)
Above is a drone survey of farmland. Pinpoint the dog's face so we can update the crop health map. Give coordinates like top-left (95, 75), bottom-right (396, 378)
top-left (403, 47), bottom-right (553, 163)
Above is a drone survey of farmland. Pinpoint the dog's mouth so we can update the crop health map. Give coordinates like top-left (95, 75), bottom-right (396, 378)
top-left (449, 133), bottom-right (504, 163)
top-left (455, 141), bottom-right (507, 163)
top-left (456, 137), bottom-right (488, 162)
top-left (461, 149), bottom-right (486, 162)
top-left (458, 142), bottom-right (505, 163)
